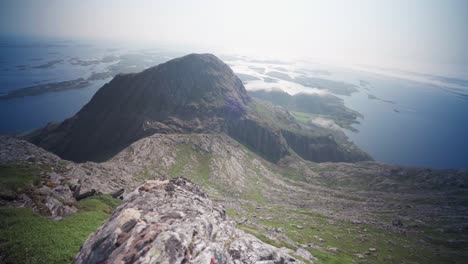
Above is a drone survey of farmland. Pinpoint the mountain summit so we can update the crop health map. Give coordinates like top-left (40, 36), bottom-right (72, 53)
top-left (29, 54), bottom-right (249, 161)
top-left (29, 53), bottom-right (370, 163)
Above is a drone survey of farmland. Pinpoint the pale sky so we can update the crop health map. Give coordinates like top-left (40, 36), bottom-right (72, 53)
top-left (1, 0), bottom-right (467, 76)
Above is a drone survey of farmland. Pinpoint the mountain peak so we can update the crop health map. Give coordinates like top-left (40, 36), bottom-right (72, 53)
top-left (29, 54), bottom-right (250, 161)
top-left (161, 53), bottom-right (225, 66)
top-left (104, 53), bottom-right (250, 119)
top-left (143, 53), bottom-right (234, 79)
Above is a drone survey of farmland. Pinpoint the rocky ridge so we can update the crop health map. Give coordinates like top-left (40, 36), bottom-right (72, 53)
top-left (74, 178), bottom-right (301, 264)
top-left (0, 136), bottom-right (77, 219)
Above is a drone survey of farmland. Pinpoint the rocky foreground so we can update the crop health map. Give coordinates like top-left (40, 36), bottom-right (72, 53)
top-left (74, 178), bottom-right (301, 264)
top-left (0, 136), bottom-right (305, 263)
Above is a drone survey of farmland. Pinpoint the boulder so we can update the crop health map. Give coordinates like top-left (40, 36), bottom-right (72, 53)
top-left (74, 178), bottom-right (301, 264)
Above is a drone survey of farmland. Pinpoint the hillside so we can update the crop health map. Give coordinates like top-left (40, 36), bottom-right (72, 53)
top-left (1, 134), bottom-right (467, 263)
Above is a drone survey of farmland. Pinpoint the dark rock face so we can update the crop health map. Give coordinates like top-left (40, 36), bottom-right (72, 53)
top-left (29, 54), bottom-right (250, 162)
top-left (227, 118), bottom-right (289, 163)
top-left (73, 178), bottom-right (301, 264)
top-left (281, 130), bottom-right (371, 162)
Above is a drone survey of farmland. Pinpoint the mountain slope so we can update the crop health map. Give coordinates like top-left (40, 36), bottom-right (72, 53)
top-left (27, 53), bottom-right (370, 163)
top-left (2, 135), bottom-right (467, 263)
top-left (28, 54), bottom-right (249, 162)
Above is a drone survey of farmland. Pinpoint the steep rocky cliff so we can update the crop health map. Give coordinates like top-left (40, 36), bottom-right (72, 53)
top-left (281, 129), bottom-right (369, 162)
top-left (226, 118), bottom-right (288, 163)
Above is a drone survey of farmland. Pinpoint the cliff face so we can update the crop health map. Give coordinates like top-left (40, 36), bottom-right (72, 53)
top-left (227, 118), bottom-right (289, 163)
top-left (73, 178), bottom-right (301, 264)
top-left (281, 130), bottom-right (371, 162)
top-left (28, 53), bottom-right (370, 164)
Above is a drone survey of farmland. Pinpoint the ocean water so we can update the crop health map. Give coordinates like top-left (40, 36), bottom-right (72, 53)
top-left (229, 59), bottom-right (468, 169)
top-left (340, 71), bottom-right (468, 169)
top-left (0, 36), bottom-right (114, 93)
top-left (0, 80), bottom-right (106, 133)
top-left (0, 36), bottom-right (118, 134)
top-left (284, 63), bottom-right (468, 169)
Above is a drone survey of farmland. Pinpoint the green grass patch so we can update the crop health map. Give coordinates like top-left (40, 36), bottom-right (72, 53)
top-left (291, 111), bottom-right (312, 125)
top-left (168, 144), bottom-right (193, 178)
top-left (168, 144), bottom-right (212, 186)
top-left (0, 164), bottom-right (41, 196)
top-left (279, 167), bottom-right (308, 183)
top-left (0, 194), bottom-right (121, 264)
top-left (226, 202), bottom-right (464, 264)
top-left (134, 167), bottom-right (153, 182)
top-left (238, 225), bottom-right (292, 249)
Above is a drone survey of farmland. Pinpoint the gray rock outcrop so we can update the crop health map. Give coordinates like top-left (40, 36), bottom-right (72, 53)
top-left (73, 178), bottom-right (302, 264)
top-left (0, 136), bottom-right (78, 219)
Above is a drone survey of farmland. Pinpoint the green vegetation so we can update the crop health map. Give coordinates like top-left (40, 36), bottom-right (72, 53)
top-left (248, 89), bottom-right (361, 130)
top-left (291, 111), bottom-right (312, 125)
top-left (0, 164), bottom-right (42, 198)
top-left (95, 135), bottom-right (465, 264)
top-left (168, 143), bottom-right (212, 186)
top-left (279, 166), bottom-right (308, 183)
top-left (246, 100), bottom-right (281, 127)
top-left (167, 142), bottom-right (268, 204)
top-left (247, 100), bottom-right (330, 138)
top-left (225, 201), bottom-right (464, 264)
top-left (135, 167), bottom-right (153, 182)
top-left (0, 195), bottom-right (121, 264)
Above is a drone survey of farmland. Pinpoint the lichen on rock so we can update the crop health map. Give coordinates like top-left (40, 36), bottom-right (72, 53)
top-left (73, 178), bottom-right (302, 264)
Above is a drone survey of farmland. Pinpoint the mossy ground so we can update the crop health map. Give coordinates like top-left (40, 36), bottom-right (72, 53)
top-left (291, 111), bottom-right (312, 125)
top-left (168, 143), bottom-right (212, 186)
top-left (0, 195), bottom-right (121, 264)
top-left (225, 202), bottom-right (466, 264)
top-left (291, 110), bottom-right (357, 131)
top-left (0, 164), bottom-right (43, 197)
top-left (162, 140), bottom-right (461, 263)
top-left (168, 143), bottom-right (268, 204)
top-left (163, 141), bottom-right (466, 264)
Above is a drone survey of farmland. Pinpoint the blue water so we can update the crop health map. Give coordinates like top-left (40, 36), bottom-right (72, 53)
top-left (0, 81), bottom-right (106, 133)
top-left (336, 70), bottom-right (468, 169)
top-left (0, 36), bottom-right (117, 133)
top-left (0, 36), bottom-right (114, 93)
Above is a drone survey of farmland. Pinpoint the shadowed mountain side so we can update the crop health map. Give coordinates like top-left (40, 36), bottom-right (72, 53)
top-left (28, 54), bottom-right (249, 162)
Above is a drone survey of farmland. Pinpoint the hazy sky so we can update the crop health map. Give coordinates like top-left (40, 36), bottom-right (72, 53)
top-left (1, 0), bottom-right (467, 76)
